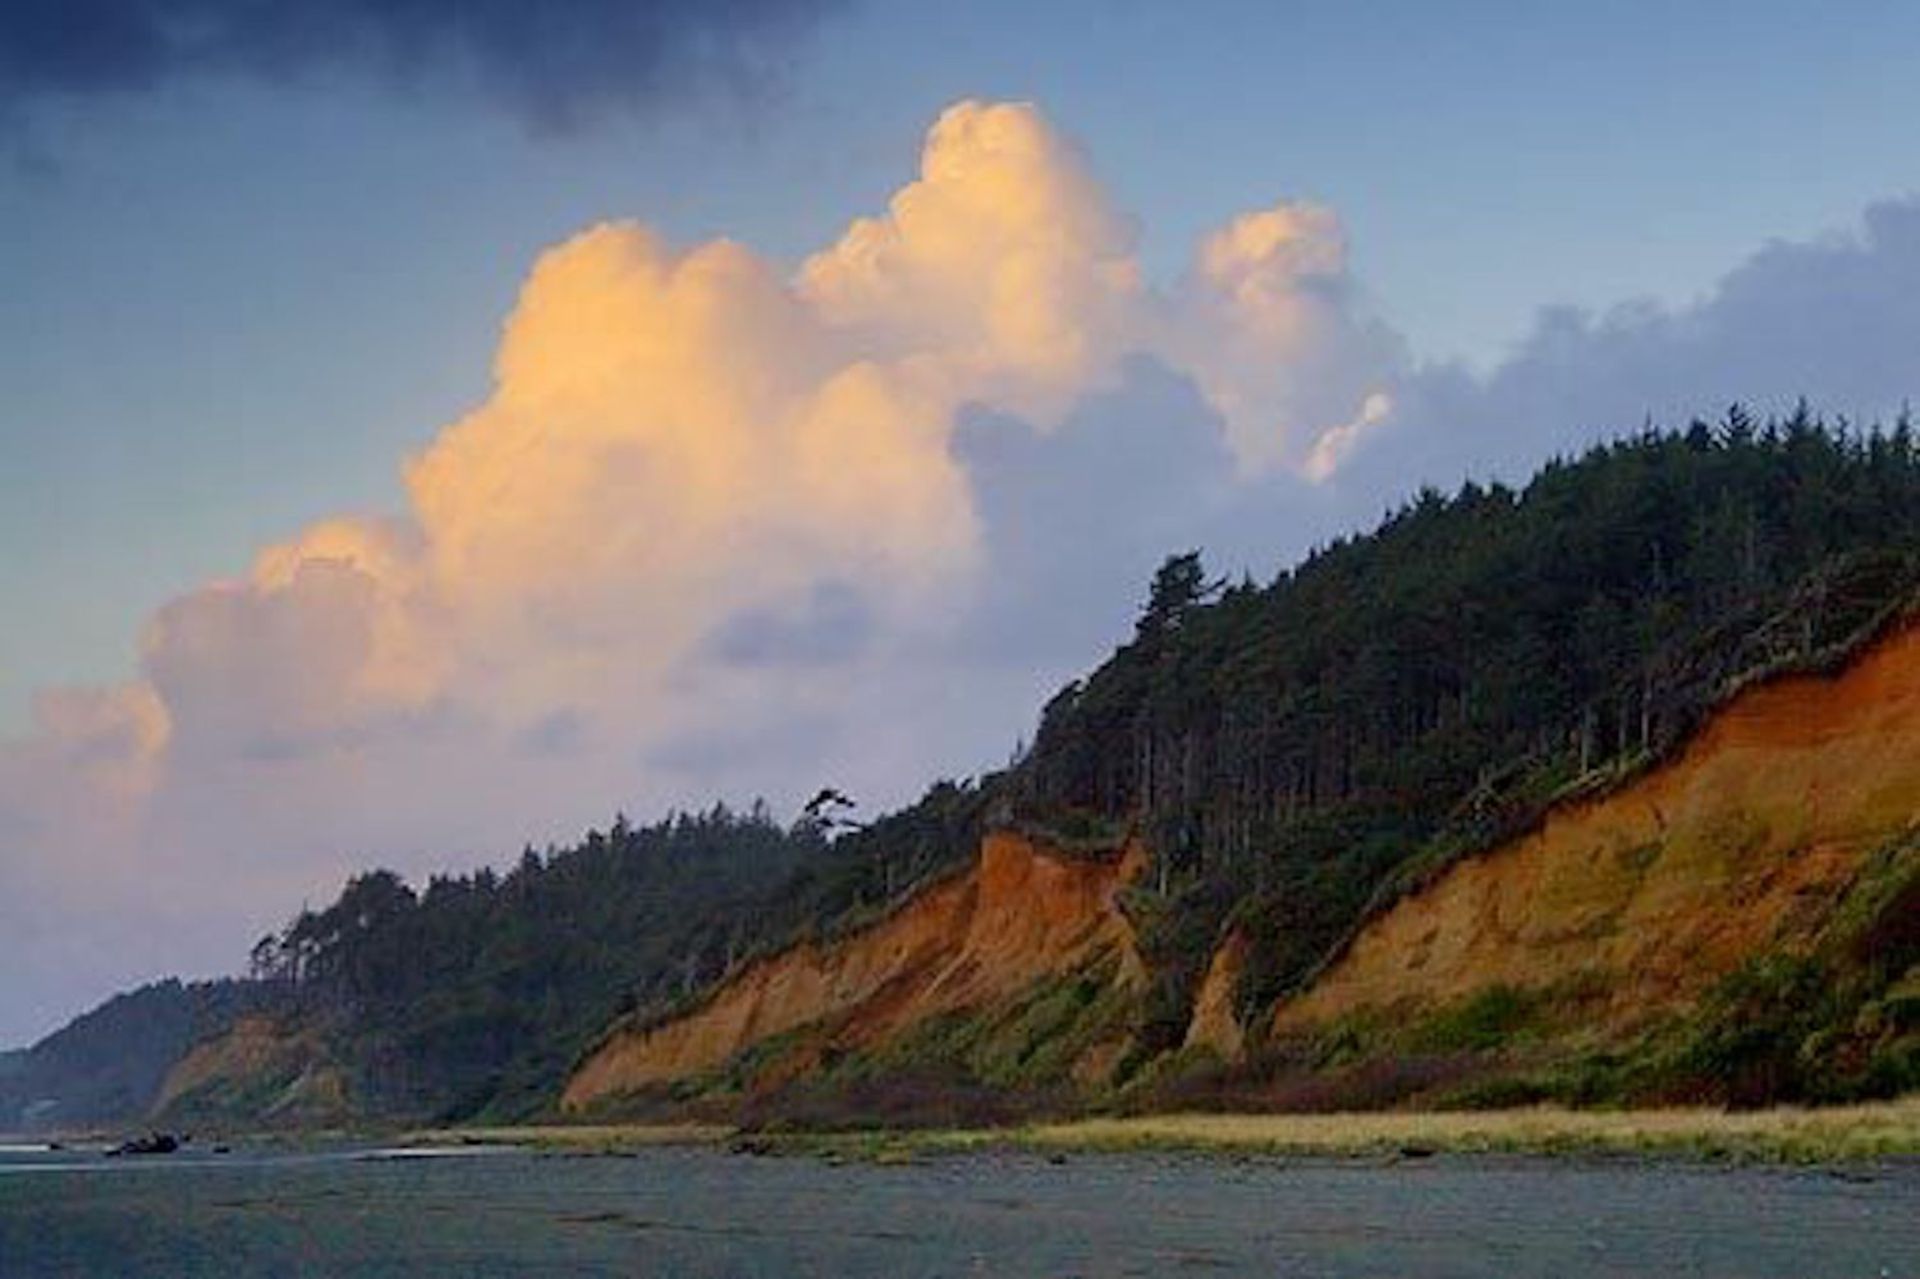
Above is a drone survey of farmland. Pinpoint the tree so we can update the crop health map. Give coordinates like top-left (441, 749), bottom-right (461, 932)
top-left (1136, 551), bottom-right (1216, 642)
top-left (799, 787), bottom-right (864, 837)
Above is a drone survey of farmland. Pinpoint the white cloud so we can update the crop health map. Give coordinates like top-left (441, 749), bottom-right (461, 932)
top-left (1167, 201), bottom-right (1406, 475)
top-left (0, 99), bottom-right (1512, 1045)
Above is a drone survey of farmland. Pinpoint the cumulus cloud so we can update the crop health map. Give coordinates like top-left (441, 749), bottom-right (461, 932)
top-left (0, 100), bottom-right (1398, 1044)
top-left (1167, 203), bottom-right (1406, 475)
top-left (43, 109), bottom-right (1920, 1049)
top-left (0, 0), bottom-right (842, 133)
top-left (9, 100), bottom-right (1920, 1050)
top-left (799, 100), bottom-right (1144, 424)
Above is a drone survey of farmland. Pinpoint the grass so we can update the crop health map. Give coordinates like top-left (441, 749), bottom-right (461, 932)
top-left (414, 1096), bottom-right (1920, 1165)
top-left (1001, 1099), bottom-right (1920, 1163)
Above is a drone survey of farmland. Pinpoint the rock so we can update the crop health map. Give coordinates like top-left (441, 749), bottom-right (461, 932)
top-left (107, 1132), bottom-right (180, 1157)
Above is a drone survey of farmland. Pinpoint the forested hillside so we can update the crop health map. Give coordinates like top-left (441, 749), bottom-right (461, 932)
top-left (24, 406), bottom-right (1920, 1128)
top-left (1012, 407), bottom-right (1920, 1048)
top-left (225, 806), bottom-right (817, 1119)
top-left (154, 782), bottom-right (993, 1121)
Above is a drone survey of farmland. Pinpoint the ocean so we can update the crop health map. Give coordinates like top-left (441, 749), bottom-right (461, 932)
top-left (1, 1142), bottom-right (1914, 1275)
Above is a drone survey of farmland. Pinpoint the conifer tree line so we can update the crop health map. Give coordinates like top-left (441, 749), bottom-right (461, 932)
top-left (1014, 406), bottom-right (1920, 1038)
top-left (230, 404), bottom-right (1920, 1101)
top-left (23, 404), bottom-right (1920, 1124)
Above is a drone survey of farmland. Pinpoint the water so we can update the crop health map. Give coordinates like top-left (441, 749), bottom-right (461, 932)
top-left (1, 1144), bottom-right (1914, 1276)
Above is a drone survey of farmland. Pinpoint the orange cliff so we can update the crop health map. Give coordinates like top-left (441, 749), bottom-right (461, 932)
top-left (1273, 614), bottom-right (1920, 1037)
top-left (1183, 929), bottom-right (1248, 1060)
top-left (561, 830), bottom-right (1148, 1111)
top-left (150, 1015), bottom-right (347, 1125)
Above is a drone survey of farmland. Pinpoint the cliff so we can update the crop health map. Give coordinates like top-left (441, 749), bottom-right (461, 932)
top-left (567, 616), bottom-right (1920, 1114)
top-left (35, 423), bottom-right (1920, 1126)
top-left (1183, 930), bottom-right (1248, 1060)
top-left (1272, 614), bottom-right (1920, 1035)
top-left (562, 831), bottom-right (1147, 1111)
top-left (149, 1015), bottom-right (348, 1127)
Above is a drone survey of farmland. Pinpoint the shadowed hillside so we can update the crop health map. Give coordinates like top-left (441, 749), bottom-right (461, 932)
top-left (0, 980), bottom-right (271, 1132)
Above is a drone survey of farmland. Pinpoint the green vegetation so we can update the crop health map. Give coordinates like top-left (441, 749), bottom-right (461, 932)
top-left (1290, 830), bottom-right (1920, 1113)
top-left (237, 804), bottom-right (814, 1120)
top-left (1404, 985), bottom-right (1546, 1055)
top-left (654, 965), bottom-right (1141, 1134)
top-left (1014, 408), bottom-right (1920, 1040)
top-left (198, 778), bottom-right (1000, 1124)
top-left (25, 407), bottom-right (1920, 1129)
top-left (858, 964), bottom-right (1136, 1092)
top-left (1660, 828), bottom-right (1920, 1106)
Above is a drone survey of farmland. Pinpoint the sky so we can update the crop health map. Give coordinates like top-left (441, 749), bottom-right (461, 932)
top-left (5, 0), bottom-right (1920, 1046)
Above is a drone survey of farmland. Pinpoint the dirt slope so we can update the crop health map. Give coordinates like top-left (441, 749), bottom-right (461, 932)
top-left (1183, 930), bottom-right (1248, 1060)
top-left (562, 831), bottom-right (1147, 1110)
top-left (150, 1015), bottom-right (347, 1125)
top-left (1274, 616), bottom-right (1920, 1035)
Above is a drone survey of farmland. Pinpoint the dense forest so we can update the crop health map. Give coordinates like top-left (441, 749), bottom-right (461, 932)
top-left (18, 406), bottom-right (1920, 1126)
top-left (1013, 407), bottom-right (1920, 1046)
top-left (240, 406), bottom-right (1920, 1114)
top-left (237, 804), bottom-right (814, 1118)
top-left (221, 780), bottom-right (994, 1120)
top-left (4, 793), bottom-right (994, 1128)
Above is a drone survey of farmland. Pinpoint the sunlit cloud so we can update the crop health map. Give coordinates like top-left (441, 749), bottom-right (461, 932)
top-left (0, 98), bottom-right (1404, 1043)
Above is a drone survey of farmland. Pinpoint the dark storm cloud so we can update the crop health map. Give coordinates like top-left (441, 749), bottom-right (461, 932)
top-left (0, 0), bottom-right (844, 130)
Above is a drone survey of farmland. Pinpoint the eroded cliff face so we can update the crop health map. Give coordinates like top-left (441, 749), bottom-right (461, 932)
top-left (1183, 930), bottom-right (1247, 1060)
top-left (1274, 617), bottom-right (1920, 1036)
top-left (150, 1015), bottom-right (347, 1125)
top-left (562, 831), bottom-right (1147, 1110)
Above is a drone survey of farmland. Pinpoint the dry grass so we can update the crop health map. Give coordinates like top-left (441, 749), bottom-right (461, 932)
top-left (422, 1097), bottom-right (1920, 1164)
top-left (1008, 1098), bottom-right (1920, 1162)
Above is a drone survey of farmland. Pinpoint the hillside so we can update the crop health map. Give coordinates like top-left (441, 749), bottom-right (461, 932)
top-left (1278, 618), bottom-right (1920, 1028)
top-left (563, 831), bottom-right (1147, 1120)
top-left (1015, 410), bottom-right (1920, 1052)
top-left (0, 979), bottom-right (271, 1132)
top-left (1258, 613), bottom-right (1920, 1107)
top-left (25, 409), bottom-right (1920, 1128)
top-left (557, 602), bottom-right (1920, 1121)
top-left (156, 805), bottom-right (831, 1124)
top-left (558, 411), bottom-right (1920, 1120)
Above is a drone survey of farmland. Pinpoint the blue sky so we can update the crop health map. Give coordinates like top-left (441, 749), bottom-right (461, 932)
top-left (8, 2), bottom-right (1920, 731)
top-left (7, 0), bottom-right (1920, 1042)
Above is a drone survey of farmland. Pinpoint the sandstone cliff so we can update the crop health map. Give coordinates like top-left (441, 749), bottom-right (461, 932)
top-left (562, 831), bottom-right (1147, 1110)
top-left (567, 617), bottom-right (1920, 1111)
top-left (1270, 615), bottom-right (1920, 1038)
top-left (151, 1015), bottom-right (348, 1126)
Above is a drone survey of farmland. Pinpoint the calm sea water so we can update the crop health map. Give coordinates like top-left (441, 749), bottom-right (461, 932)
top-left (0, 1143), bottom-right (1914, 1276)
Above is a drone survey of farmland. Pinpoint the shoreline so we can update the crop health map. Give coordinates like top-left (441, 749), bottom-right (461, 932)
top-left (409, 1097), bottom-right (1920, 1166)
